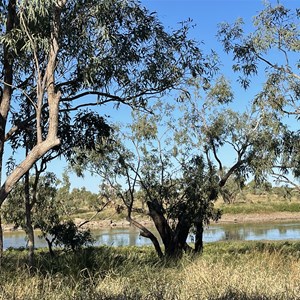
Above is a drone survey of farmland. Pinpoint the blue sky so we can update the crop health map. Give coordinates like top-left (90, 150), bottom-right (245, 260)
top-left (35, 1), bottom-right (300, 192)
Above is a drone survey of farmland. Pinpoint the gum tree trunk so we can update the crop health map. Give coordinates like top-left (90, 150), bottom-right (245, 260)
top-left (0, 0), bottom-right (16, 255)
top-left (194, 220), bottom-right (204, 254)
top-left (0, 215), bottom-right (3, 259)
top-left (24, 170), bottom-right (35, 268)
top-left (0, 1), bottom-right (66, 205)
top-left (147, 200), bottom-right (191, 258)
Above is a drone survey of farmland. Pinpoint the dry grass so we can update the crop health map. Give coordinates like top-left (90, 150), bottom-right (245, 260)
top-left (1, 242), bottom-right (300, 299)
top-left (178, 251), bottom-right (300, 299)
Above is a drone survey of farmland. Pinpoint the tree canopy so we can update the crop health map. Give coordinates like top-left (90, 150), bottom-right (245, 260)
top-left (1, 0), bottom-right (300, 262)
top-left (0, 0), bottom-right (209, 204)
top-left (218, 1), bottom-right (300, 188)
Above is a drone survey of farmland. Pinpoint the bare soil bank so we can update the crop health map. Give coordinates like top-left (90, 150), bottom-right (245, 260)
top-left (77, 212), bottom-right (300, 229)
top-left (3, 212), bottom-right (300, 232)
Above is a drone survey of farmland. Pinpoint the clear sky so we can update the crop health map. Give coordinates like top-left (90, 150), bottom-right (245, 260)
top-left (42, 0), bottom-right (300, 193)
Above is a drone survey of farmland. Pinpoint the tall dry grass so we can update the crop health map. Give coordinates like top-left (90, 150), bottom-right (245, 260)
top-left (1, 242), bottom-right (300, 299)
top-left (179, 250), bottom-right (300, 299)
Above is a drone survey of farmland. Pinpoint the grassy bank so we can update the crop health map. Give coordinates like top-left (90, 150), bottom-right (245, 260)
top-left (216, 194), bottom-right (300, 215)
top-left (1, 241), bottom-right (300, 299)
top-left (218, 202), bottom-right (300, 215)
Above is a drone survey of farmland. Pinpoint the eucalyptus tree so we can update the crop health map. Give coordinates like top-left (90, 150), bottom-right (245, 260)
top-left (34, 172), bottom-right (97, 256)
top-left (173, 75), bottom-right (283, 204)
top-left (217, 1), bottom-right (300, 186)
top-left (217, 1), bottom-right (300, 108)
top-left (72, 75), bottom-right (283, 257)
top-left (71, 117), bottom-right (167, 257)
top-left (2, 172), bottom-right (59, 264)
top-left (0, 96), bottom-right (111, 258)
top-left (0, 0), bottom-right (209, 206)
top-left (71, 111), bottom-right (222, 258)
top-left (181, 155), bottom-right (221, 253)
top-left (0, 0), bottom-right (212, 258)
top-left (219, 174), bottom-right (244, 204)
top-left (272, 129), bottom-right (300, 191)
top-left (3, 172), bottom-right (93, 257)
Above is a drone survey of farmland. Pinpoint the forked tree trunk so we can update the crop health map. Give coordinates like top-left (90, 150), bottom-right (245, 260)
top-left (147, 200), bottom-right (176, 257)
top-left (45, 237), bottom-right (55, 257)
top-left (147, 200), bottom-right (191, 258)
top-left (174, 217), bottom-right (192, 255)
top-left (0, 1), bottom-right (65, 206)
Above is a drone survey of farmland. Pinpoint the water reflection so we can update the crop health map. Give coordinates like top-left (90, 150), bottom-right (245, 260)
top-left (215, 223), bottom-right (300, 242)
top-left (92, 227), bottom-right (155, 247)
top-left (3, 230), bottom-right (49, 250)
top-left (3, 222), bottom-right (300, 250)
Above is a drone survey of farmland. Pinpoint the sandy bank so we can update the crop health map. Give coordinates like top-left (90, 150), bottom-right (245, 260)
top-left (3, 212), bottom-right (300, 232)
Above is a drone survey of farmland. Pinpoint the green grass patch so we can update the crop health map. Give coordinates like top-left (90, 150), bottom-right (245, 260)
top-left (219, 201), bottom-right (300, 214)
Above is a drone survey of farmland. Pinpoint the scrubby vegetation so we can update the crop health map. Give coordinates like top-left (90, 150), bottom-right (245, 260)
top-left (1, 241), bottom-right (300, 299)
top-left (1, 1), bottom-right (300, 298)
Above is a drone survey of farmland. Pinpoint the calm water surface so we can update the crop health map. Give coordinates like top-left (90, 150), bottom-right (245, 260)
top-left (3, 222), bottom-right (300, 250)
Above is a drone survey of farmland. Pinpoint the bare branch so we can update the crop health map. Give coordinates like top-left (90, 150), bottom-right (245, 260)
top-left (0, 79), bottom-right (36, 109)
top-left (271, 172), bottom-right (300, 192)
top-left (255, 53), bottom-right (300, 80)
top-left (78, 200), bottom-right (111, 228)
top-left (219, 156), bottom-right (248, 188)
top-left (210, 139), bottom-right (223, 172)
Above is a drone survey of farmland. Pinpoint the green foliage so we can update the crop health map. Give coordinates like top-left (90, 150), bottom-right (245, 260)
top-left (217, 1), bottom-right (300, 187)
top-left (219, 201), bottom-right (300, 214)
top-left (54, 172), bottom-right (99, 214)
top-left (130, 113), bottom-right (158, 141)
top-left (176, 74), bottom-right (284, 190)
top-left (71, 111), bottom-right (226, 257)
top-left (218, 2), bottom-right (300, 90)
top-left (272, 185), bottom-right (296, 200)
top-left (3, 173), bottom-right (59, 230)
top-left (0, 0), bottom-right (211, 209)
top-left (69, 188), bottom-right (99, 212)
top-left (220, 176), bottom-right (244, 204)
top-left (3, 0), bottom-right (207, 95)
top-left (48, 220), bottom-right (94, 252)
top-left (206, 75), bottom-right (234, 104)
top-left (245, 180), bottom-right (272, 195)
top-left (181, 155), bottom-right (221, 225)
top-left (0, 172), bottom-right (97, 255)
top-left (278, 130), bottom-right (300, 181)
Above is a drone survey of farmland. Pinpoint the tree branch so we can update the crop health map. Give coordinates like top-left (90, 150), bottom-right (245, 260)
top-left (78, 200), bottom-right (111, 228)
top-left (127, 215), bottom-right (163, 258)
top-left (219, 156), bottom-right (248, 188)
top-left (271, 172), bottom-right (300, 192)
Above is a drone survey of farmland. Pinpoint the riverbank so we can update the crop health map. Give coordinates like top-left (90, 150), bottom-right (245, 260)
top-left (1, 241), bottom-right (300, 299)
top-left (73, 211), bottom-right (300, 228)
top-left (3, 211), bottom-right (300, 232)
top-left (218, 211), bottom-right (300, 224)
